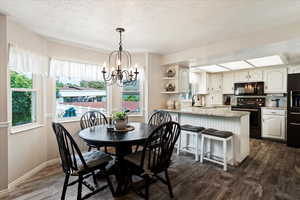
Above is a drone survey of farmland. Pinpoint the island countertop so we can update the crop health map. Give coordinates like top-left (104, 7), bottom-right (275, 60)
top-left (158, 107), bottom-right (249, 118)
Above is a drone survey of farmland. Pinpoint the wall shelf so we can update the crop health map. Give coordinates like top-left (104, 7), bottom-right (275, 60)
top-left (162, 77), bottom-right (176, 80)
top-left (160, 91), bottom-right (179, 94)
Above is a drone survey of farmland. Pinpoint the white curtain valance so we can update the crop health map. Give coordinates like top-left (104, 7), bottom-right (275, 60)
top-left (8, 45), bottom-right (48, 75)
top-left (50, 59), bottom-right (104, 81)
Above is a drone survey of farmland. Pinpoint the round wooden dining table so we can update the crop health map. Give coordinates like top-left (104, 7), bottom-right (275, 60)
top-left (79, 122), bottom-right (156, 196)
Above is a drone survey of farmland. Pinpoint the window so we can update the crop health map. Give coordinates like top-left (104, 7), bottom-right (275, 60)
top-left (122, 80), bottom-right (142, 115)
top-left (56, 77), bottom-right (108, 119)
top-left (10, 71), bottom-right (37, 126)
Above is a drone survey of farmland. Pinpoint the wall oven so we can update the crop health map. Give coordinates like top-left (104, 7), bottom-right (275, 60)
top-left (231, 97), bottom-right (265, 139)
top-left (234, 82), bottom-right (265, 96)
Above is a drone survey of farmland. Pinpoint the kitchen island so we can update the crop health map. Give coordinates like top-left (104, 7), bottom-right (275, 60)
top-left (158, 107), bottom-right (250, 165)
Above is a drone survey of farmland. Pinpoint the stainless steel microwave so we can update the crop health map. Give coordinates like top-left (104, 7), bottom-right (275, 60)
top-left (234, 82), bottom-right (265, 96)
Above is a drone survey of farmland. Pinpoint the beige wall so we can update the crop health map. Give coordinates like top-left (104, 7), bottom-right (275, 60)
top-left (0, 14), bottom-right (8, 191)
top-left (145, 53), bottom-right (167, 120)
top-left (7, 20), bottom-right (47, 55)
top-left (47, 39), bottom-right (107, 65)
top-left (6, 19), bottom-right (49, 184)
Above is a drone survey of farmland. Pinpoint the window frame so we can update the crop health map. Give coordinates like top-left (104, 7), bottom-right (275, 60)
top-left (9, 70), bottom-right (42, 132)
top-left (121, 79), bottom-right (144, 116)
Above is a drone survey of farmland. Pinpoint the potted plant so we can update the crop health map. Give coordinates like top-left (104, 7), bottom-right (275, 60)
top-left (112, 111), bottom-right (129, 130)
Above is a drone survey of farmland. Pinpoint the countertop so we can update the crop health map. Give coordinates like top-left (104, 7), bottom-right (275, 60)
top-left (159, 107), bottom-right (249, 118)
top-left (261, 107), bottom-right (287, 110)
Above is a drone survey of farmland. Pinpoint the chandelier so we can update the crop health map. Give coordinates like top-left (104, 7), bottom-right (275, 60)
top-left (102, 27), bottom-right (139, 86)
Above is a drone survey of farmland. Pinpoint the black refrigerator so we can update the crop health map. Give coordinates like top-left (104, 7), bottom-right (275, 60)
top-left (287, 73), bottom-right (300, 148)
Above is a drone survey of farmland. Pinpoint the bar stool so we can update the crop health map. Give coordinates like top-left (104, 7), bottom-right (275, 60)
top-left (177, 124), bottom-right (205, 161)
top-left (200, 129), bottom-right (233, 171)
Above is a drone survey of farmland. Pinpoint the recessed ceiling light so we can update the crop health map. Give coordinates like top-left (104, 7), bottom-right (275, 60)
top-left (247, 55), bottom-right (283, 67)
top-left (219, 61), bottom-right (253, 70)
top-left (196, 65), bottom-right (229, 72)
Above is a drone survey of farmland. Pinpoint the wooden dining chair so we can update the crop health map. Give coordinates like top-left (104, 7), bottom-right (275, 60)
top-left (134, 110), bottom-right (172, 152)
top-left (52, 122), bottom-right (114, 200)
top-left (125, 121), bottom-right (181, 200)
top-left (80, 111), bottom-right (108, 152)
top-left (148, 110), bottom-right (172, 126)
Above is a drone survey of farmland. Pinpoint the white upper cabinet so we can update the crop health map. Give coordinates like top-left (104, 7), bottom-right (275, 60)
top-left (190, 71), bottom-right (208, 94)
top-left (234, 70), bottom-right (249, 83)
top-left (208, 73), bottom-right (222, 92)
top-left (248, 69), bottom-right (263, 82)
top-left (222, 72), bottom-right (235, 94)
top-left (234, 69), bottom-right (263, 83)
top-left (179, 67), bottom-right (190, 92)
top-left (264, 68), bottom-right (287, 93)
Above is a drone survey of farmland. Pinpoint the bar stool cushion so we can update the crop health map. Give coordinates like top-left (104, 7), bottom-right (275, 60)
top-left (202, 130), bottom-right (233, 138)
top-left (181, 124), bottom-right (205, 132)
top-left (201, 128), bottom-right (218, 134)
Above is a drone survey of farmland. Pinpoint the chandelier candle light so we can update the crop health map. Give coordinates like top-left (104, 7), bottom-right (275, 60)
top-left (102, 27), bottom-right (139, 86)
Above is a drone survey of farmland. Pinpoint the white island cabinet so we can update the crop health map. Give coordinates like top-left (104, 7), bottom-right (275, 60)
top-left (160, 107), bottom-right (250, 165)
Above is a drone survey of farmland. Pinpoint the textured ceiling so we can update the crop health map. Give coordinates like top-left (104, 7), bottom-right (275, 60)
top-left (1, 0), bottom-right (300, 54)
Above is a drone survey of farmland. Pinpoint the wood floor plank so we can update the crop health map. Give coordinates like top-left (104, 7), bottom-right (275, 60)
top-left (1, 139), bottom-right (300, 200)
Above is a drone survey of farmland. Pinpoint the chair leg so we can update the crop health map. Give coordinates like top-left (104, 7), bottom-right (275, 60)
top-left (165, 169), bottom-right (174, 198)
top-left (92, 172), bottom-right (98, 187)
top-left (177, 133), bottom-right (181, 155)
top-left (223, 139), bottom-right (227, 171)
top-left (195, 134), bottom-right (199, 161)
top-left (104, 169), bottom-right (115, 197)
top-left (144, 175), bottom-right (150, 200)
top-left (200, 136), bottom-right (204, 163)
top-left (61, 173), bottom-right (69, 200)
top-left (77, 175), bottom-right (83, 200)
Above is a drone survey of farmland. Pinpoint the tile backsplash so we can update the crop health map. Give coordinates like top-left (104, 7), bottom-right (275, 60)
top-left (265, 95), bottom-right (287, 107)
top-left (224, 95), bottom-right (287, 107)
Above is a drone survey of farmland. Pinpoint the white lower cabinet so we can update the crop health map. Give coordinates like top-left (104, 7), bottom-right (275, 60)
top-left (262, 108), bottom-right (286, 140)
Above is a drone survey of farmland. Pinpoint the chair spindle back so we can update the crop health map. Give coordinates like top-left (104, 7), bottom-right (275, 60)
top-left (52, 122), bottom-right (87, 174)
top-left (148, 111), bottom-right (172, 126)
top-left (80, 111), bottom-right (108, 130)
top-left (141, 121), bottom-right (181, 174)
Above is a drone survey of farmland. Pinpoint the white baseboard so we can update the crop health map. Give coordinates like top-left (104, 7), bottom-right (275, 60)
top-left (0, 188), bottom-right (8, 198)
top-left (8, 158), bottom-right (60, 190)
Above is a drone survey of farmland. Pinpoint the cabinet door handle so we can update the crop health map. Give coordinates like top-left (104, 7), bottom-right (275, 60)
top-left (290, 91), bottom-right (293, 108)
top-left (290, 122), bottom-right (300, 126)
top-left (290, 112), bottom-right (300, 115)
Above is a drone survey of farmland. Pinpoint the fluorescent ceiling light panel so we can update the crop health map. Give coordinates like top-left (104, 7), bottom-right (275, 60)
top-left (197, 65), bottom-right (229, 72)
top-left (219, 61), bottom-right (253, 70)
top-left (247, 55), bottom-right (283, 67)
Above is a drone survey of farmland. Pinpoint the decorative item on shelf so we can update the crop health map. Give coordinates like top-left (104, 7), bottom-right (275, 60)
top-left (166, 68), bottom-right (176, 77)
top-left (174, 101), bottom-right (181, 109)
top-left (167, 99), bottom-right (174, 109)
top-left (112, 110), bottom-right (129, 130)
top-left (101, 27), bottom-right (139, 87)
top-left (165, 82), bottom-right (175, 92)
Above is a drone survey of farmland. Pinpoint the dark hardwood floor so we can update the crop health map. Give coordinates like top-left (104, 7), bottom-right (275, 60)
top-left (1, 139), bottom-right (300, 200)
